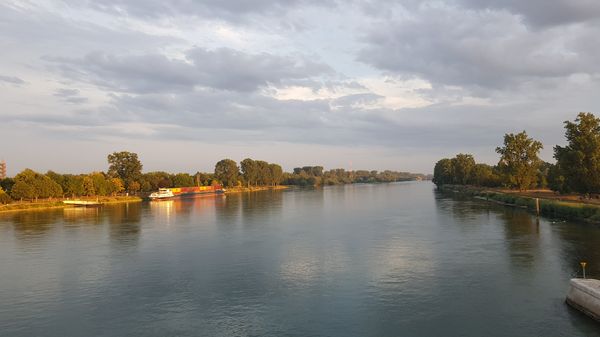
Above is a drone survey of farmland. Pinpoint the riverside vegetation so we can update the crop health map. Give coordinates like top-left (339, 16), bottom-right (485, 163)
top-left (0, 153), bottom-right (426, 209)
top-left (433, 112), bottom-right (600, 223)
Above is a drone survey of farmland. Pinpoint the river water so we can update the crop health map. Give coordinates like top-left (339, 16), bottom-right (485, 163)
top-left (1, 182), bottom-right (599, 336)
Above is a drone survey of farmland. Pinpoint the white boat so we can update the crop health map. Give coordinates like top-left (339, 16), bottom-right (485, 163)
top-left (63, 200), bottom-right (102, 207)
top-left (149, 188), bottom-right (175, 200)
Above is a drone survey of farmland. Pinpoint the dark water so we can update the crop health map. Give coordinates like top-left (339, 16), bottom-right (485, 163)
top-left (1, 182), bottom-right (599, 336)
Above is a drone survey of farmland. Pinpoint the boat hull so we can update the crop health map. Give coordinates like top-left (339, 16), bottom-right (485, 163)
top-left (149, 186), bottom-right (224, 200)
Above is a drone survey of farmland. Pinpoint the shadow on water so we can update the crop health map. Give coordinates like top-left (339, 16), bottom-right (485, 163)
top-left (499, 209), bottom-right (541, 269)
top-left (2, 209), bottom-right (63, 243)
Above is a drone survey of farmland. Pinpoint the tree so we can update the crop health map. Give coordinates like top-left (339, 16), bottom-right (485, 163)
top-left (470, 163), bottom-right (498, 187)
top-left (0, 178), bottom-right (15, 194)
top-left (240, 158), bottom-right (258, 187)
top-left (0, 187), bottom-right (11, 204)
top-left (64, 175), bottom-right (85, 197)
top-left (547, 163), bottom-right (568, 194)
top-left (496, 131), bottom-right (543, 190)
top-left (269, 163), bottom-right (283, 186)
top-left (10, 169), bottom-right (62, 200)
top-left (554, 112), bottom-right (600, 195)
top-left (172, 173), bottom-right (194, 187)
top-left (10, 180), bottom-right (35, 200)
top-left (107, 151), bottom-right (143, 191)
top-left (82, 176), bottom-right (95, 196)
top-left (256, 160), bottom-right (271, 185)
top-left (111, 178), bottom-right (125, 195)
top-left (214, 159), bottom-right (239, 187)
top-left (433, 158), bottom-right (454, 186)
top-left (451, 154), bottom-right (475, 185)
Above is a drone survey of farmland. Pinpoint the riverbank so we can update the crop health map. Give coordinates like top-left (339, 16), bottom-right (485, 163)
top-left (224, 185), bottom-right (289, 194)
top-left (437, 184), bottom-right (600, 224)
top-left (0, 196), bottom-right (142, 213)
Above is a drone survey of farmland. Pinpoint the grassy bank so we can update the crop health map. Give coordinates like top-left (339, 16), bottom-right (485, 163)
top-left (224, 185), bottom-right (289, 194)
top-left (0, 196), bottom-right (142, 213)
top-left (438, 184), bottom-right (600, 223)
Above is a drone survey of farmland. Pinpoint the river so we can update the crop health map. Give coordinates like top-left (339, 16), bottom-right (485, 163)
top-left (1, 182), bottom-right (599, 336)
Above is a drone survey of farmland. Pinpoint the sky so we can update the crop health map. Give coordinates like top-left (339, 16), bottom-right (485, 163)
top-left (1, 0), bottom-right (600, 176)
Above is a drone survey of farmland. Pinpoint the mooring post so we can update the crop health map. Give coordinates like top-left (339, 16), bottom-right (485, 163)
top-left (581, 262), bottom-right (587, 279)
top-left (535, 198), bottom-right (540, 216)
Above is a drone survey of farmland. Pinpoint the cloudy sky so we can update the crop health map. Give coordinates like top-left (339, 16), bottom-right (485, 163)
top-left (1, 0), bottom-right (599, 175)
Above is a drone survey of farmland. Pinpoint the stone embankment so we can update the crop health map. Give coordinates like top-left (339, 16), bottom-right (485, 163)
top-left (566, 278), bottom-right (600, 321)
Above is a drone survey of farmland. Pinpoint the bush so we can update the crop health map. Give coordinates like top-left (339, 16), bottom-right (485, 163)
top-left (0, 187), bottom-right (12, 204)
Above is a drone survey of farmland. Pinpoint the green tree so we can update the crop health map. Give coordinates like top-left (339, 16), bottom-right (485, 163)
top-left (82, 176), bottom-right (95, 196)
top-left (111, 178), bottom-right (125, 195)
top-left (214, 159), bottom-right (239, 187)
top-left (240, 158), bottom-right (258, 187)
top-left (470, 163), bottom-right (496, 186)
top-left (10, 169), bottom-right (62, 200)
top-left (451, 154), bottom-right (475, 185)
top-left (547, 163), bottom-right (568, 193)
top-left (554, 112), bottom-right (600, 195)
top-left (0, 178), bottom-right (15, 194)
top-left (256, 161), bottom-right (271, 186)
top-left (172, 173), bottom-right (194, 187)
top-left (107, 151), bottom-right (143, 191)
top-left (496, 131), bottom-right (543, 190)
top-left (0, 187), bottom-right (12, 204)
top-left (64, 175), bottom-right (84, 197)
top-left (432, 158), bottom-right (454, 186)
top-left (269, 163), bottom-right (283, 186)
top-left (10, 180), bottom-right (35, 200)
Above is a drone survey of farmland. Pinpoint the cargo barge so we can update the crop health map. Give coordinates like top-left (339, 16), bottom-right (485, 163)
top-left (149, 185), bottom-right (225, 200)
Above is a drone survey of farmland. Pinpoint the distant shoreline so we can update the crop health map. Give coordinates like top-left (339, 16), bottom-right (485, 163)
top-left (224, 185), bottom-right (289, 194)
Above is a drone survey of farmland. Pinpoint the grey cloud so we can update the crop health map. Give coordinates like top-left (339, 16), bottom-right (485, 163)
top-left (48, 48), bottom-right (332, 93)
top-left (0, 75), bottom-right (25, 85)
top-left (456, 0), bottom-right (600, 27)
top-left (358, 5), bottom-right (600, 91)
top-left (186, 48), bottom-right (332, 92)
top-left (0, 3), bottom-right (178, 57)
top-left (63, 0), bottom-right (338, 22)
top-left (53, 88), bottom-right (89, 104)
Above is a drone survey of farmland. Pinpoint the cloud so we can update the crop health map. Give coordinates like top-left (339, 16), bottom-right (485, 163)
top-left (456, 0), bottom-right (600, 27)
top-left (357, 3), bottom-right (600, 92)
top-left (47, 48), bottom-right (332, 93)
top-left (0, 75), bottom-right (25, 86)
top-left (63, 0), bottom-right (338, 23)
top-left (53, 88), bottom-right (89, 104)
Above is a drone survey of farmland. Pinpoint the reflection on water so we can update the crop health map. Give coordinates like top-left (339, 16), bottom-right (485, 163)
top-left (1, 184), bottom-right (600, 337)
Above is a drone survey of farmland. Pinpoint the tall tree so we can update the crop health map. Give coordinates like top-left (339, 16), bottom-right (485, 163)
top-left (214, 159), bottom-right (239, 187)
top-left (554, 112), bottom-right (600, 195)
top-left (496, 131), bottom-right (543, 190)
top-left (432, 158), bottom-right (454, 186)
top-left (256, 161), bottom-right (271, 186)
top-left (269, 163), bottom-right (283, 186)
top-left (451, 154), bottom-right (475, 185)
top-left (240, 158), bottom-right (258, 187)
top-left (107, 151), bottom-right (143, 191)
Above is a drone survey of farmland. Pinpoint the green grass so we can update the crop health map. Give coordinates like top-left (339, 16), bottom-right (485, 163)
top-left (0, 196), bottom-right (142, 213)
top-left (437, 184), bottom-right (600, 223)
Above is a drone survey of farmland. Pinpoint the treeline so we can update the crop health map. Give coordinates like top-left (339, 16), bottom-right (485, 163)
top-left (0, 154), bottom-right (286, 204)
top-left (283, 166), bottom-right (426, 186)
top-left (0, 150), bottom-right (425, 204)
top-left (433, 112), bottom-right (600, 195)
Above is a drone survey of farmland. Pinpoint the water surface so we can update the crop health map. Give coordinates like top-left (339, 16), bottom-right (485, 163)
top-left (1, 182), bottom-right (599, 336)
